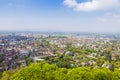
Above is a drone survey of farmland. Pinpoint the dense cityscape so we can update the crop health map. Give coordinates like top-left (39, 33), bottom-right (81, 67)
top-left (0, 32), bottom-right (120, 72)
top-left (0, 32), bottom-right (120, 79)
top-left (0, 0), bottom-right (120, 79)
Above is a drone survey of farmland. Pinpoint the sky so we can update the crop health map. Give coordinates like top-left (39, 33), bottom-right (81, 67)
top-left (0, 0), bottom-right (120, 33)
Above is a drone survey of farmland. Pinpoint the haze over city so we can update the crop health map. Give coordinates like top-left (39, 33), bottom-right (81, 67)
top-left (0, 0), bottom-right (120, 33)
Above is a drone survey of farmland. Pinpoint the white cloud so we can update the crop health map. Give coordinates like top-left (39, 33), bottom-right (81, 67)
top-left (97, 13), bottom-right (120, 23)
top-left (64, 0), bottom-right (120, 11)
top-left (96, 13), bottom-right (120, 33)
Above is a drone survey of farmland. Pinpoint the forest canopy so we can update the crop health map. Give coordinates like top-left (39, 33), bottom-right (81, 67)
top-left (1, 62), bottom-right (120, 80)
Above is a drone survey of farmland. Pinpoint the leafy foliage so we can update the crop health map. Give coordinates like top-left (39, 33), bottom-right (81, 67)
top-left (0, 73), bottom-right (2, 80)
top-left (1, 62), bottom-right (120, 80)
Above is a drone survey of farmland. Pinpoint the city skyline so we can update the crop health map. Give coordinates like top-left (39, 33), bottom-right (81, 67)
top-left (0, 0), bottom-right (120, 33)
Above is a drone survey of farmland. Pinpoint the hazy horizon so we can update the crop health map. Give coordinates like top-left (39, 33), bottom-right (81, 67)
top-left (0, 0), bottom-right (120, 33)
